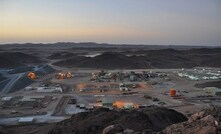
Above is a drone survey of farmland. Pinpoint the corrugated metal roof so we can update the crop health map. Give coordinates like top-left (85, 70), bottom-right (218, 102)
top-left (18, 117), bottom-right (34, 123)
top-left (102, 98), bottom-right (115, 103)
top-left (1, 97), bottom-right (12, 101)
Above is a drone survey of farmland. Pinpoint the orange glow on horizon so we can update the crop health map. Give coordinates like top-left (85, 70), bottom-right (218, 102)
top-left (1, 26), bottom-right (158, 43)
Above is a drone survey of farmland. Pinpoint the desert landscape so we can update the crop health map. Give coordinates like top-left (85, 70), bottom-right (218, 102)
top-left (1, 0), bottom-right (221, 134)
top-left (0, 43), bottom-right (220, 134)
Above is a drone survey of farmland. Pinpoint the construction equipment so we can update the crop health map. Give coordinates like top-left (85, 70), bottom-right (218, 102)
top-left (66, 72), bottom-right (72, 78)
top-left (56, 73), bottom-right (65, 79)
top-left (56, 72), bottom-right (72, 79)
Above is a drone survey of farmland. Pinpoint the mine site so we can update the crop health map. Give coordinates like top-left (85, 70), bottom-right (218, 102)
top-left (0, 43), bottom-right (221, 134)
top-left (1, 0), bottom-right (221, 134)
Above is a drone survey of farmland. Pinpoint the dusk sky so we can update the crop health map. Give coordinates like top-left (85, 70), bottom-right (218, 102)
top-left (0, 0), bottom-right (220, 45)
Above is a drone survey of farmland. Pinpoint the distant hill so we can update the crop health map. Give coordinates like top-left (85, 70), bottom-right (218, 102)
top-left (53, 48), bottom-right (221, 69)
top-left (1, 42), bottom-right (220, 50)
top-left (0, 52), bottom-right (45, 68)
top-left (47, 52), bottom-right (77, 60)
top-left (53, 52), bottom-right (151, 69)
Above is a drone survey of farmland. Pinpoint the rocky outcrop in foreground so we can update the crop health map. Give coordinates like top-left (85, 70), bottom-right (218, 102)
top-left (160, 107), bottom-right (221, 134)
top-left (1, 107), bottom-right (221, 134)
top-left (48, 107), bottom-right (187, 134)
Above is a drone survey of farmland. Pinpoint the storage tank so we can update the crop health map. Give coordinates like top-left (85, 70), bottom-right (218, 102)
top-left (170, 89), bottom-right (176, 97)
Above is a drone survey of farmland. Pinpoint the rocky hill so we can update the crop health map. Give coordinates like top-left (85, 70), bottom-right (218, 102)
top-left (160, 107), bottom-right (221, 134)
top-left (1, 107), bottom-right (221, 134)
top-left (47, 52), bottom-right (77, 60)
top-left (0, 52), bottom-right (44, 68)
top-left (53, 53), bottom-right (151, 69)
top-left (48, 107), bottom-right (221, 134)
top-left (53, 48), bottom-right (221, 69)
top-left (48, 107), bottom-right (187, 134)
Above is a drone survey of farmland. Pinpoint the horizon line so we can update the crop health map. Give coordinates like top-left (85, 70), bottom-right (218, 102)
top-left (0, 41), bottom-right (220, 47)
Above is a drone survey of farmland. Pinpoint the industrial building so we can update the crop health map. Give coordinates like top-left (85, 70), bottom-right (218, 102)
top-left (119, 83), bottom-right (129, 91)
top-left (24, 86), bottom-right (34, 91)
top-left (177, 69), bottom-right (221, 81)
top-left (130, 75), bottom-right (138, 81)
top-left (18, 117), bottom-right (35, 123)
top-left (37, 86), bottom-right (63, 93)
top-left (203, 87), bottom-right (221, 96)
top-left (19, 96), bottom-right (45, 108)
top-left (102, 98), bottom-right (115, 107)
top-left (1, 96), bottom-right (13, 102)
